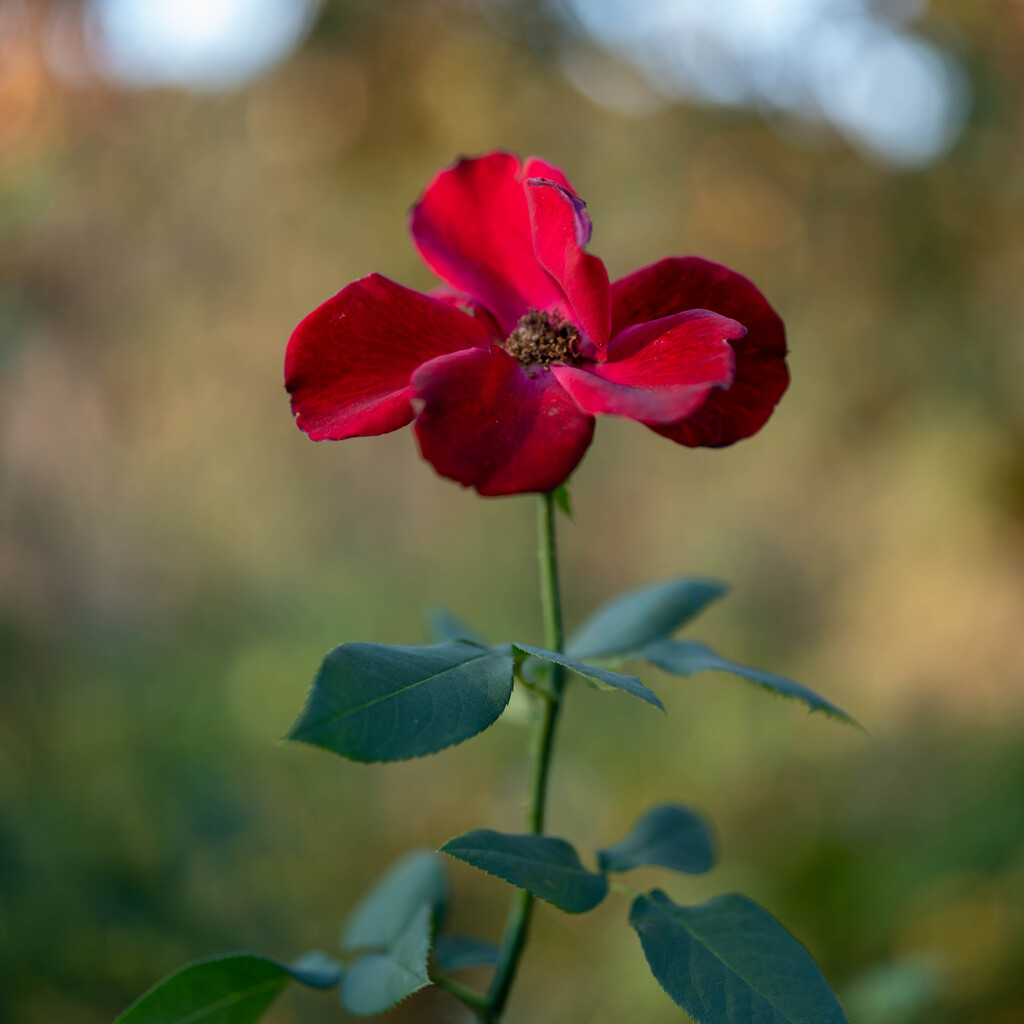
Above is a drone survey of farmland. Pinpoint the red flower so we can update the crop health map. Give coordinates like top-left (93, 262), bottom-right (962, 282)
top-left (285, 153), bottom-right (788, 496)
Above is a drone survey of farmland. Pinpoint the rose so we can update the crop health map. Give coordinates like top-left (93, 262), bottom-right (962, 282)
top-left (286, 152), bottom-right (788, 495)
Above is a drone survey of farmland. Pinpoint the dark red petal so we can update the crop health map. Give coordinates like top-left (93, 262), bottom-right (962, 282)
top-left (412, 347), bottom-right (595, 497)
top-left (285, 274), bottom-right (493, 441)
top-left (611, 257), bottom-right (789, 447)
top-left (526, 179), bottom-right (611, 348)
top-left (552, 310), bottom-right (740, 425)
top-left (409, 152), bottom-right (567, 335)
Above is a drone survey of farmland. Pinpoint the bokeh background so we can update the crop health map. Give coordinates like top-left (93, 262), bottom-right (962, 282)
top-left (2, 0), bottom-right (1024, 1021)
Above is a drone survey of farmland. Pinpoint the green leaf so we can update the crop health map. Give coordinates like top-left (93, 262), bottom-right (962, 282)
top-left (342, 850), bottom-right (448, 954)
top-left (287, 641), bottom-right (515, 762)
top-left (512, 643), bottom-right (664, 712)
top-left (598, 803), bottom-right (715, 875)
top-left (341, 903), bottom-right (433, 1016)
top-left (630, 891), bottom-right (849, 1024)
top-left (441, 829), bottom-right (608, 913)
top-left (115, 952), bottom-right (342, 1024)
top-left (433, 935), bottom-right (499, 973)
top-left (640, 640), bottom-right (858, 726)
top-left (427, 608), bottom-right (488, 646)
top-left (566, 577), bottom-right (727, 659)
top-left (552, 483), bottom-right (574, 520)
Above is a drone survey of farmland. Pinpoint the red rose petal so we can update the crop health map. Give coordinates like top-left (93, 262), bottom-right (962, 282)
top-left (526, 178), bottom-right (611, 348)
top-left (412, 347), bottom-right (595, 496)
top-left (410, 152), bottom-right (569, 335)
top-left (611, 257), bottom-right (789, 447)
top-left (552, 310), bottom-right (740, 425)
top-left (285, 273), bottom-right (493, 441)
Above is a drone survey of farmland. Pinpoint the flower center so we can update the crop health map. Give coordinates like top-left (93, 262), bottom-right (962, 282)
top-left (504, 309), bottom-right (580, 369)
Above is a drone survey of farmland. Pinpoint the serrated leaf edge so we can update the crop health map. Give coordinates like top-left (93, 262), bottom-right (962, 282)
top-left (639, 640), bottom-right (863, 731)
top-left (340, 904), bottom-right (434, 1017)
top-left (511, 643), bottom-right (665, 713)
top-left (286, 644), bottom-right (516, 764)
top-left (631, 891), bottom-right (848, 1024)
top-left (441, 834), bottom-right (608, 914)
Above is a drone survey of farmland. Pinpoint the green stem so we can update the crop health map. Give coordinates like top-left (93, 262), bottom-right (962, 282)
top-left (536, 491), bottom-right (566, 664)
top-left (484, 493), bottom-right (567, 1021)
top-left (610, 880), bottom-right (643, 900)
top-left (431, 973), bottom-right (490, 1019)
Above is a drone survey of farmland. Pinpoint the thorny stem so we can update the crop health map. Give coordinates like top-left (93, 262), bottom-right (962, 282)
top-left (477, 492), bottom-right (567, 1022)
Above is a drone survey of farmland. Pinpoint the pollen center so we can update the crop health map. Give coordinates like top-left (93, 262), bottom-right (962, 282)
top-left (504, 309), bottom-right (579, 369)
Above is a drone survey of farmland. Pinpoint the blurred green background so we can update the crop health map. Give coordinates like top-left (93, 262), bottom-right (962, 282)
top-left (2, 0), bottom-right (1023, 1021)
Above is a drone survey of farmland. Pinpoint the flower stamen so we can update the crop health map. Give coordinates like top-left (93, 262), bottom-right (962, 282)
top-left (505, 309), bottom-right (580, 369)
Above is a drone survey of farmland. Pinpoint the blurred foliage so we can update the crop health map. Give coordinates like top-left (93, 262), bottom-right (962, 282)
top-left (2, 0), bottom-right (1024, 1021)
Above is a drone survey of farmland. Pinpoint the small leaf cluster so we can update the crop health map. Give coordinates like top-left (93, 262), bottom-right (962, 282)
top-left (288, 576), bottom-right (856, 765)
top-left (443, 805), bottom-right (847, 1023)
top-left (338, 851), bottom-right (446, 1016)
top-left (116, 577), bottom-right (857, 1023)
top-left (113, 851), bottom-right (494, 1022)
